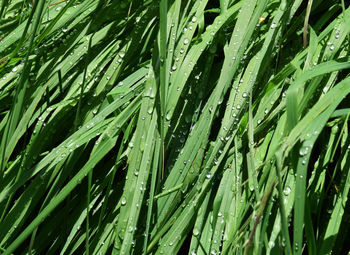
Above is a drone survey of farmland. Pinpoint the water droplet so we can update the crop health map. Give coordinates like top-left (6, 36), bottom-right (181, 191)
top-left (242, 92), bottom-right (248, 98)
top-left (119, 51), bottom-right (125, 58)
top-left (191, 16), bottom-right (197, 23)
top-left (166, 112), bottom-right (171, 121)
top-left (86, 122), bottom-right (94, 129)
top-left (183, 38), bottom-right (189, 45)
top-left (299, 146), bottom-right (309, 156)
top-left (12, 67), bottom-right (17, 72)
top-left (270, 23), bottom-right (277, 29)
top-left (206, 173), bottom-right (212, 179)
top-left (283, 186), bottom-right (291, 196)
top-left (172, 65), bottom-right (177, 71)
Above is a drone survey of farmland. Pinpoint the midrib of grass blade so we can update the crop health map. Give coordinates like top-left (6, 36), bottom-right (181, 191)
top-left (210, 157), bottom-right (236, 254)
top-left (119, 115), bottom-right (157, 254)
top-left (188, 187), bottom-right (212, 254)
top-left (0, 0), bottom-right (46, 179)
top-left (266, 170), bottom-right (295, 254)
top-left (165, 0), bottom-right (181, 78)
top-left (159, 0), bottom-right (168, 150)
top-left (114, 66), bottom-right (157, 253)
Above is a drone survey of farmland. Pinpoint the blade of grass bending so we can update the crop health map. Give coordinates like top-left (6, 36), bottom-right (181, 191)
top-left (285, 75), bottom-right (350, 154)
top-left (319, 142), bottom-right (350, 254)
top-left (1, 96), bottom-right (140, 255)
top-left (292, 99), bottom-right (343, 255)
top-left (0, 0), bottom-right (46, 179)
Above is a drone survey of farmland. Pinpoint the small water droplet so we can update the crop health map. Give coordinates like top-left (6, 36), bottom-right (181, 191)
top-left (283, 186), bottom-right (291, 196)
top-left (119, 51), bottom-right (125, 58)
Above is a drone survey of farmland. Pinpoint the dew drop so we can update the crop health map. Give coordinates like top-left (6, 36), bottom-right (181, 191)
top-left (206, 173), bottom-right (212, 179)
top-left (119, 51), bottom-right (125, 58)
top-left (283, 186), bottom-right (291, 196)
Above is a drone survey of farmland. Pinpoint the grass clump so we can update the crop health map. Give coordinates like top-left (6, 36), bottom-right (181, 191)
top-left (0, 0), bottom-right (349, 254)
